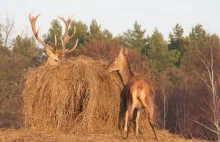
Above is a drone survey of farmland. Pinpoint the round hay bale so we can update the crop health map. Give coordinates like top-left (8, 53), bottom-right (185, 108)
top-left (23, 55), bottom-right (124, 133)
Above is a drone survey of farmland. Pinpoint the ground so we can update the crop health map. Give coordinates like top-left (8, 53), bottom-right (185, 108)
top-left (0, 128), bottom-right (200, 142)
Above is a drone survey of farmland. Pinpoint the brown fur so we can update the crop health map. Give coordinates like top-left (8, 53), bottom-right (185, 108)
top-left (108, 48), bottom-right (158, 141)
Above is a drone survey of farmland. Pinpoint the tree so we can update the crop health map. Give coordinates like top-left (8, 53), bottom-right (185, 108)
top-left (168, 24), bottom-right (185, 67)
top-left (157, 69), bottom-right (173, 129)
top-left (103, 29), bottom-right (113, 40)
top-left (88, 19), bottom-right (104, 41)
top-left (142, 28), bottom-right (178, 73)
top-left (0, 43), bottom-right (38, 128)
top-left (193, 35), bottom-right (220, 141)
top-left (2, 11), bottom-right (15, 48)
top-left (77, 39), bottom-right (120, 60)
top-left (0, 24), bottom-right (3, 46)
top-left (180, 24), bottom-right (207, 72)
top-left (43, 19), bottom-right (63, 48)
top-left (119, 21), bottom-right (147, 52)
top-left (169, 24), bottom-right (184, 50)
top-left (12, 35), bottom-right (45, 68)
top-left (67, 20), bottom-right (88, 49)
top-left (189, 24), bottom-right (206, 46)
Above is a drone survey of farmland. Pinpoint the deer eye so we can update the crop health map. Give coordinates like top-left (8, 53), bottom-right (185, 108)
top-left (55, 59), bottom-right (58, 62)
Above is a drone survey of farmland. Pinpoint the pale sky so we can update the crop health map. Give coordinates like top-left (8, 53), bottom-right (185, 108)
top-left (1, 0), bottom-right (220, 40)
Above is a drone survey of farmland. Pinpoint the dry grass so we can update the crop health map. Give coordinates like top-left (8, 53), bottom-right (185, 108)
top-left (23, 55), bottom-right (124, 134)
top-left (0, 128), bottom-right (200, 142)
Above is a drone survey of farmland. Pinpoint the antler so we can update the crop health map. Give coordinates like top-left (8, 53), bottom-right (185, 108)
top-left (29, 12), bottom-right (78, 60)
top-left (53, 35), bottom-right (57, 51)
top-left (57, 14), bottom-right (78, 56)
top-left (29, 12), bottom-right (54, 52)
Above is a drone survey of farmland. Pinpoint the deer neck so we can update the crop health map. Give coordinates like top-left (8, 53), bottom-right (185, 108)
top-left (119, 58), bottom-right (133, 85)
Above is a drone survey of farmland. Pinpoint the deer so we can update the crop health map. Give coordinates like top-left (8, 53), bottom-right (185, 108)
top-left (108, 48), bottom-right (158, 141)
top-left (29, 12), bottom-right (78, 66)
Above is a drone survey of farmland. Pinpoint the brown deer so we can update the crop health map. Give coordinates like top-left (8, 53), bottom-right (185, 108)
top-left (108, 48), bottom-right (158, 141)
top-left (29, 12), bottom-right (78, 66)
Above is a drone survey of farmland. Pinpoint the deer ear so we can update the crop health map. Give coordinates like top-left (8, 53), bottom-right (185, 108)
top-left (119, 47), bottom-right (124, 55)
top-left (124, 48), bottom-right (128, 56)
top-left (46, 47), bottom-right (55, 58)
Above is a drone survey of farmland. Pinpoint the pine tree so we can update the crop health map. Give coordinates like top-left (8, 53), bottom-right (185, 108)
top-left (103, 29), bottom-right (113, 40)
top-left (189, 24), bottom-right (206, 46)
top-left (120, 21), bottom-right (147, 52)
top-left (143, 28), bottom-right (178, 72)
top-left (43, 19), bottom-right (63, 48)
top-left (168, 24), bottom-right (185, 67)
top-left (67, 20), bottom-right (88, 49)
top-left (88, 19), bottom-right (104, 41)
top-left (12, 35), bottom-right (44, 67)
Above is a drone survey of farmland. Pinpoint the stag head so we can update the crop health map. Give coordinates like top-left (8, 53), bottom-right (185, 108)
top-left (29, 12), bottom-right (78, 66)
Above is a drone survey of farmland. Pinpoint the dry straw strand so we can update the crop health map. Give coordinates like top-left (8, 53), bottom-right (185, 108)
top-left (23, 56), bottom-right (125, 133)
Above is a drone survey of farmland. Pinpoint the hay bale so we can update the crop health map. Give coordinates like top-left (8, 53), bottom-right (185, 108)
top-left (23, 55), bottom-right (124, 133)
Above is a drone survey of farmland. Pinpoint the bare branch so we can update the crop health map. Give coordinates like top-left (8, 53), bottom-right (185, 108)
top-left (194, 120), bottom-right (219, 135)
top-left (2, 11), bottom-right (15, 47)
top-left (194, 70), bottom-right (212, 91)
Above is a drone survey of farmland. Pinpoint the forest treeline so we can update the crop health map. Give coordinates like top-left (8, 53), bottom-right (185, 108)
top-left (0, 13), bottom-right (219, 141)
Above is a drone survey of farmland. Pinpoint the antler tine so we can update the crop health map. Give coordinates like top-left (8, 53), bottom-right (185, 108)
top-left (57, 14), bottom-right (77, 57)
top-left (68, 14), bottom-right (75, 22)
top-left (60, 36), bottom-right (63, 47)
top-left (57, 14), bottom-right (73, 51)
top-left (54, 35), bottom-right (57, 47)
top-left (29, 12), bottom-right (54, 51)
top-left (66, 38), bottom-right (78, 53)
top-left (68, 26), bottom-right (76, 41)
top-left (54, 35), bottom-right (57, 51)
top-left (57, 14), bottom-right (72, 32)
top-left (57, 14), bottom-right (66, 23)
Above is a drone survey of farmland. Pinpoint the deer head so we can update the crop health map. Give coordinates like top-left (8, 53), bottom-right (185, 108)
top-left (108, 48), bottom-right (133, 84)
top-left (108, 48), bottom-right (129, 72)
top-left (29, 12), bottom-right (78, 66)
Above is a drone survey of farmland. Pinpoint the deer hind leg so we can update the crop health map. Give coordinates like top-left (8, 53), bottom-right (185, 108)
top-left (146, 103), bottom-right (159, 141)
top-left (148, 111), bottom-right (159, 141)
top-left (140, 96), bottom-right (159, 141)
top-left (126, 105), bottom-right (135, 138)
top-left (135, 109), bottom-right (141, 136)
top-left (124, 109), bottom-right (128, 132)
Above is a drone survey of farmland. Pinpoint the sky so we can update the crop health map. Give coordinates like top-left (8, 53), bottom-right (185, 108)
top-left (0, 0), bottom-right (220, 40)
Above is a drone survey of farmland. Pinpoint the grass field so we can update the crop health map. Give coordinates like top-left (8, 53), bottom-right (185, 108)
top-left (0, 128), bottom-right (200, 142)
